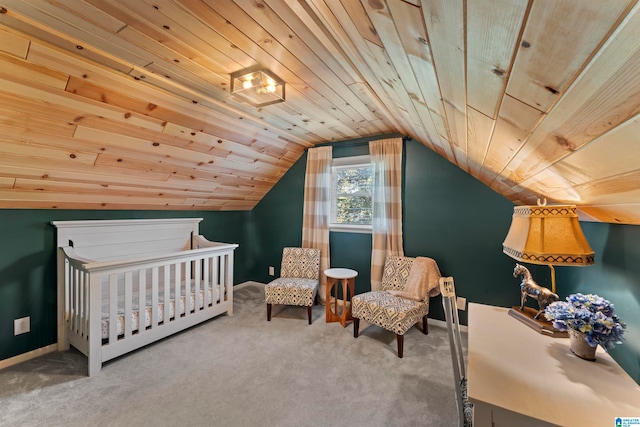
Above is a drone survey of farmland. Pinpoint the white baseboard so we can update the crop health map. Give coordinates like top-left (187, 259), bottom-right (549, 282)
top-left (0, 344), bottom-right (57, 370)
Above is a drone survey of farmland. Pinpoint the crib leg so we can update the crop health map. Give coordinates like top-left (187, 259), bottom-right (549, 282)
top-left (267, 303), bottom-right (272, 321)
top-left (88, 355), bottom-right (101, 377)
top-left (58, 334), bottom-right (70, 352)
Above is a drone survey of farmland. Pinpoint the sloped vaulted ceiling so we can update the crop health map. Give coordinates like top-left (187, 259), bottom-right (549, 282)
top-left (0, 1), bottom-right (638, 223)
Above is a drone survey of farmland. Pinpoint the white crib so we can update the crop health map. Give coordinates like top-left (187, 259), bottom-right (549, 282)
top-left (52, 218), bottom-right (238, 376)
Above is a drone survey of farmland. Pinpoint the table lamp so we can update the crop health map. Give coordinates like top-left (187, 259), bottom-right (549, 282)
top-left (502, 200), bottom-right (595, 336)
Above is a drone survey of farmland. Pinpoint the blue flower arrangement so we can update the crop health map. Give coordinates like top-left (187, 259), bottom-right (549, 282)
top-left (544, 293), bottom-right (626, 350)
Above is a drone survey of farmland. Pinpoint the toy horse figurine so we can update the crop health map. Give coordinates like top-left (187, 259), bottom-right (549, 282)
top-left (513, 263), bottom-right (560, 320)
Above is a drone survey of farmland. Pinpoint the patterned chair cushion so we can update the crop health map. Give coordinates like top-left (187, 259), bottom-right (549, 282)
top-left (280, 247), bottom-right (320, 279)
top-left (381, 256), bottom-right (415, 291)
top-left (265, 277), bottom-right (318, 307)
top-left (351, 290), bottom-right (429, 335)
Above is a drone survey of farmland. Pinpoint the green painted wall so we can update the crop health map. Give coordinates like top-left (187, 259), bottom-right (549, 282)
top-left (246, 154), bottom-right (307, 281)
top-left (0, 209), bottom-right (248, 361)
top-left (402, 138), bottom-right (519, 322)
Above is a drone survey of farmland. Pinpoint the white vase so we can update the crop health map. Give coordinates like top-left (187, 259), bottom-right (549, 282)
top-left (568, 328), bottom-right (596, 361)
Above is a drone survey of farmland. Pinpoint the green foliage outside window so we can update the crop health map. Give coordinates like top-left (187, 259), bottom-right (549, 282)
top-left (334, 165), bottom-right (372, 225)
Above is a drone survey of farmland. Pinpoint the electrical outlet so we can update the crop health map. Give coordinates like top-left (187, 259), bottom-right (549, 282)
top-left (457, 296), bottom-right (467, 311)
top-left (14, 316), bottom-right (30, 335)
top-left (269, 266), bottom-right (275, 276)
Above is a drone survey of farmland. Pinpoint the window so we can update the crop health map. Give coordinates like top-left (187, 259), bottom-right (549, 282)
top-left (330, 155), bottom-right (372, 233)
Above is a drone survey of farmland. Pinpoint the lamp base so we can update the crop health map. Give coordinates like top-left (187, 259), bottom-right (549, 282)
top-left (508, 306), bottom-right (568, 338)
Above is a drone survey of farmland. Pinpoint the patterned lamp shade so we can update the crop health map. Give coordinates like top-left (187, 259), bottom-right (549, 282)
top-left (502, 203), bottom-right (595, 293)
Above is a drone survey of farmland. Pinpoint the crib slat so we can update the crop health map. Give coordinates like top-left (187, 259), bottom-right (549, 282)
top-left (138, 269), bottom-right (146, 335)
top-left (65, 265), bottom-right (77, 331)
top-left (63, 260), bottom-right (70, 322)
top-left (163, 265), bottom-right (170, 325)
top-left (124, 272), bottom-right (133, 338)
top-left (69, 265), bottom-right (75, 333)
top-left (184, 261), bottom-right (191, 316)
top-left (72, 267), bottom-right (77, 334)
top-left (77, 268), bottom-right (84, 334)
top-left (75, 269), bottom-right (80, 336)
top-left (212, 256), bottom-right (220, 305)
top-left (109, 274), bottom-right (118, 343)
top-left (152, 267), bottom-right (159, 327)
top-left (82, 270), bottom-right (89, 337)
top-left (194, 258), bottom-right (201, 312)
top-left (78, 270), bottom-right (84, 336)
top-left (203, 256), bottom-right (210, 307)
top-left (174, 261), bottom-right (181, 318)
top-left (71, 267), bottom-right (78, 334)
top-left (220, 255), bottom-right (227, 304)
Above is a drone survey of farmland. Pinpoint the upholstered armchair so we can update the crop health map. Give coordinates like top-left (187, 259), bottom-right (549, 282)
top-left (352, 255), bottom-right (441, 357)
top-left (265, 247), bottom-right (321, 324)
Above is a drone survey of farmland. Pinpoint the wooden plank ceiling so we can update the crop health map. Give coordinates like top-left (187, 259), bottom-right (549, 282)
top-left (0, 0), bottom-right (638, 223)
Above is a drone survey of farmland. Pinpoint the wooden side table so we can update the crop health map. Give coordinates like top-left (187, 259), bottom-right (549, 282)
top-left (324, 268), bottom-right (358, 327)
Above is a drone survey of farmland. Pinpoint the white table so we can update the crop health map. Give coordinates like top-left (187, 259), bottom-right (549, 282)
top-left (324, 268), bottom-right (357, 327)
top-left (468, 303), bottom-right (640, 427)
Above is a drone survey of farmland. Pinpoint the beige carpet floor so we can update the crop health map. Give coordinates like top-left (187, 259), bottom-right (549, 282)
top-left (0, 282), bottom-right (465, 426)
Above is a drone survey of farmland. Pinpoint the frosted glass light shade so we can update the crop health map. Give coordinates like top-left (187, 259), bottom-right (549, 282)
top-left (230, 66), bottom-right (285, 107)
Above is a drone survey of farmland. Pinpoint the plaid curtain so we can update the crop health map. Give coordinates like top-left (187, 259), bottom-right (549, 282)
top-left (302, 146), bottom-right (332, 302)
top-left (370, 138), bottom-right (404, 291)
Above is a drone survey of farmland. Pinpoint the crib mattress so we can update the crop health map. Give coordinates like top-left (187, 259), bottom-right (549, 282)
top-left (101, 283), bottom-right (222, 340)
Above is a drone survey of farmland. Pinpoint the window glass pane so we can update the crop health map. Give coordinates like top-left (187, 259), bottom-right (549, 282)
top-left (336, 166), bottom-right (372, 196)
top-left (332, 164), bottom-right (372, 226)
top-left (336, 195), bottom-right (372, 224)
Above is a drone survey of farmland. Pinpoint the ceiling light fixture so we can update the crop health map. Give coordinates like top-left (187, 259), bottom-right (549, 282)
top-left (230, 65), bottom-right (285, 107)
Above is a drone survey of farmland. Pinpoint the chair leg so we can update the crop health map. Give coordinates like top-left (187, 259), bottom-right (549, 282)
top-left (267, 303), bottom-right (272, 321)
top-left (422, 315), bottom-right (429, 335)
top-left (308, 305), bottom-right (313, 325)
top-left (353, 318), bottom-right (360, 338)
top-left (397, 334), bottom-right (404, 358)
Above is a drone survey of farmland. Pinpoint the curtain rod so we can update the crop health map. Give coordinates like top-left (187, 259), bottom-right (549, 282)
top-left (306, 133), bottom-right (406, 151)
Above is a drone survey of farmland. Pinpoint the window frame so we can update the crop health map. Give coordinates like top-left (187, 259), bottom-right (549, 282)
top-left (329, 155), bottom-right (372, 234)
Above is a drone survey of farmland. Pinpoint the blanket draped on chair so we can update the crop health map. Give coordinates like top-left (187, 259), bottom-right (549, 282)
top-left (388, 257), bottom-right (442, 301)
